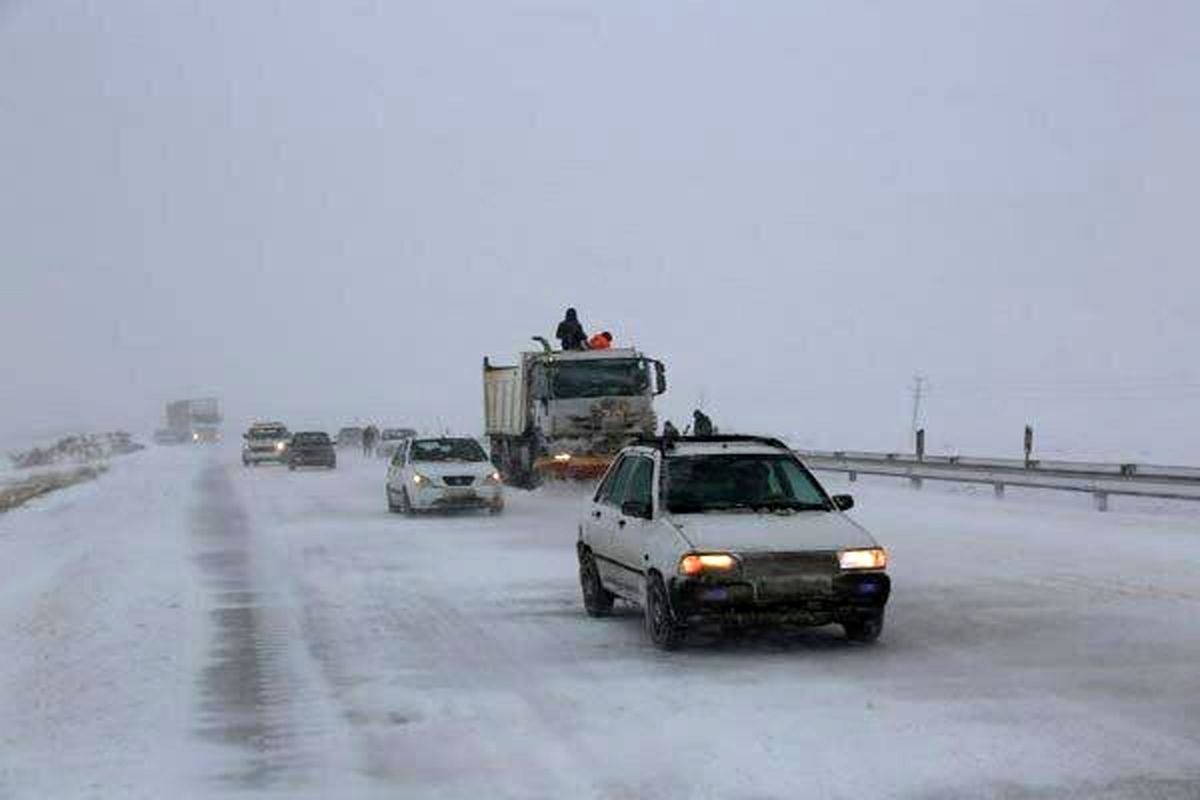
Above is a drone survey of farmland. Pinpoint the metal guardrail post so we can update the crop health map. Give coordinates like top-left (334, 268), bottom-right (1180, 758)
top-left (1094, 492), bottom-right (1109, 512)
top-left (994, 483), bottom-right (1005, 499)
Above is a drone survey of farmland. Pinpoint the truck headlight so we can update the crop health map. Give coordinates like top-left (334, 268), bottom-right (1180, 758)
top-left (276, 441), bottom-right (287, 452)
top-left (839, 548), bottom-right (887, 571)
top-left (679, 553), bottom-right (739, 576)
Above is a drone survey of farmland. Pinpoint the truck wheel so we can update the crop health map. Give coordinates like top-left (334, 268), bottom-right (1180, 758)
top-left (645, 573), bottom-right (684, 650)
top-left (578, 550), bottom-right (614, 617)
top-left (843, 613), bottom-right (884, 644)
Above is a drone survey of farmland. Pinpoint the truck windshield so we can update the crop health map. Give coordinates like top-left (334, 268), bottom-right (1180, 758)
top-left (664, 454), bottom-right (830, 514)
top-left (410, 438), bottom-right (488, 462)
top-left (551, 360), bottom-right (649, 399)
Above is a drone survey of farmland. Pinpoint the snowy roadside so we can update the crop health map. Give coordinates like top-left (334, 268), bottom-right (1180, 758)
top-left (0, 445), bottom-right (220, 798)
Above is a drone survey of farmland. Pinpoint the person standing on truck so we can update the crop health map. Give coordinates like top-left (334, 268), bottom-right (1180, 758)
top-left (692, 409), bottom-right (714, 437)
top-left (555, 308), bottom-right (588, 351)
top-left (588, 331), bottom-right (613, 350)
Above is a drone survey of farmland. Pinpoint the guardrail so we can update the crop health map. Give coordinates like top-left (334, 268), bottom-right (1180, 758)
top-left (795, 450), bottom-right (1200, 511)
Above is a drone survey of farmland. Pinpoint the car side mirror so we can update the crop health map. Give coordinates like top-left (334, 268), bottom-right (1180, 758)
top-left (653, 360), bottom-right (667, 395)
top-left (621, 500), bottom-right (652, 520)
top-left (832, 494), bottom-right (854, 511)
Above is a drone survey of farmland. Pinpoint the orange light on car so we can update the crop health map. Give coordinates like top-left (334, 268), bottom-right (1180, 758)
top-left (679, 553), bottom-right (737, 576)
top-left (838, 548), bottom-right (888, 571)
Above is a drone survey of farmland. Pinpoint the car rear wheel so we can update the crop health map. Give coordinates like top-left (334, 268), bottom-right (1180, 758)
top-left (645, 573), bottom-right (684, 650)
top-left (843, 613), bottom-right (884, 644)
top-left (578, 549), bottom-right (614, 617)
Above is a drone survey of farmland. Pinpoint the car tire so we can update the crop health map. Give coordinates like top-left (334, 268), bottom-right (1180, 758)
top-left (386, 486), bottom-right (401, 513)
top-left (645, 573), bottom-right (685, 650)
top-left (288, 463), bottom-right (296, 471)
top-left (400, 488), bottom-right (414, 516)
top-left (578, 549), bottom-right (614, 617)
top-left (843, 613), bottom-right (884, 644)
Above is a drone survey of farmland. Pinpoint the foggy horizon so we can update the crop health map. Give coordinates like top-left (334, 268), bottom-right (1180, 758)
top-left (5, 1), bottom-right (1198, 463)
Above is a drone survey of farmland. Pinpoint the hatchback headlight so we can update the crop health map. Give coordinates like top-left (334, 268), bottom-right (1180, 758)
top-left (839, 548), bottom-right (887, 571)
top-left (413, 473), bottom-right (433, 487)
top-left (678, 553), bottom-right (739, 576)
top-left (486, 470), bottom-right (502, 484)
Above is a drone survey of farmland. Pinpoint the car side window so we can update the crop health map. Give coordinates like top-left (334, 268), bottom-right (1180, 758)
top-left (601, 457), bottom-right (638, 507)
top-left (594, 456), bottom-right (626, 503)
top-left (622, 457), bottom-right (654, 511)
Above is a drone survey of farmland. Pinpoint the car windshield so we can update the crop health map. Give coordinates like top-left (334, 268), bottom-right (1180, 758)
top-left (382, 429), bottom-right (415, 440)
top-left (249, 427), bottom-right (286, 439)
top-left (410, 438), bottom-right (488, 463)
top-left (664, 453), bottom-right (830, 513)
top-left (293, 433), bottom-right (329, 444)
top-left (551, 359), bottom-right (649, 399)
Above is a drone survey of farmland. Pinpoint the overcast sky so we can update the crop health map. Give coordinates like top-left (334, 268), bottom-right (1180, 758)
top-left (3, 1), bottom-right (1198, 460)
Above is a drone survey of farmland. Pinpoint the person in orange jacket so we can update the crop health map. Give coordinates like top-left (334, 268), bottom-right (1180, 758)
top-left (588, 331), bottom-right (613, 350)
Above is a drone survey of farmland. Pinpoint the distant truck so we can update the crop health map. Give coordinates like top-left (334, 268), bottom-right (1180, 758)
top-left (165, 398), bottom-right (222, 443)
top-left (484, 341), bottom-right (666, 488)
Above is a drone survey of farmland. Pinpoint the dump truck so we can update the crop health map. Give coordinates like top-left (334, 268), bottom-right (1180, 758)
top-left (165, 398), bottom-right (222, 443)
top-left (484, 340), bottom-right (666, 487)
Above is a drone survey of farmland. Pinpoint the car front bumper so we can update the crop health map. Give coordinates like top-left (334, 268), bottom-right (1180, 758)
top-left (244, 448), bottom-right (287, 463)
top-left (411, 484), bottom-right (504, 511)
top-left (668, 571), bottom-right (890, 627)
top-left (289, 451), bottom-right (336, 467)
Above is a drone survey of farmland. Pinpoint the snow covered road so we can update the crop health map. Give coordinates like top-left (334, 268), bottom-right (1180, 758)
top-left (2, 446), bottom-right (1199, 798)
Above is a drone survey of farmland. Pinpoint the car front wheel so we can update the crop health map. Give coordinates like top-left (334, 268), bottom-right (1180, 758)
top-left (843, 613), bottom-right (884, 644)
top-left (578, 549), bottom-right (614, 617)
top-left (645, 574), bottom-right (684, 650)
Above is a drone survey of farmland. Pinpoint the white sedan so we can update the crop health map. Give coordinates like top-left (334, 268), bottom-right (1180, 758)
top-left (386, 437), bottom-right (504, 515)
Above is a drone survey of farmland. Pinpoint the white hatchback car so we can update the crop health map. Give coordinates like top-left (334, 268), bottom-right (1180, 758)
top-left (386, 437), bottom-right (504, 515)
top-left (577, 435), bottom-right (890, 649)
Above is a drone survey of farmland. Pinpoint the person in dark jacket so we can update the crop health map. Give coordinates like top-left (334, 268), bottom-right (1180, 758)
top-left (555, 308), bottom-right (588, 351)
top-left (662, 420), bottom-right (680, 440)
top-left (692, 409), bottom-right (714, 437)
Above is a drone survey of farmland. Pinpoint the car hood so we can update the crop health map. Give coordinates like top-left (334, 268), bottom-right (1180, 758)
top-left (669, 511), bottom-right (877, 553)
top-left (411, 461), bottom-right (495, 479)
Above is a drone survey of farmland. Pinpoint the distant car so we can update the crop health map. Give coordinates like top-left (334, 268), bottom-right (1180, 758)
top-left (576, 435), bottom-right (890, 649)
top-left (287, 431), bottom-right (336, 470)
top-left (376, 427), bottom-right (418, 459)
top-left (386, 437), bottom-right (504, 514)
top-left (336, 427), bottom-right (364, 448)
top-left (242, 422), bottom-right (290, 466)
top-left (153, 429), bottom-right (188, 445)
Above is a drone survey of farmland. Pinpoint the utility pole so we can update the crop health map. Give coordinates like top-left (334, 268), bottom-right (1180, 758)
top-left (910, 375), bottom-right (929, 436)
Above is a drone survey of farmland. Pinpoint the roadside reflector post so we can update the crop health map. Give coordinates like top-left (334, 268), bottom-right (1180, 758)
top-left (1094, 492), bottom-right (1109, 512)
top-left (993, 483), bottom-right (1005, 499)
top-left (1024, 424), bottom-right (1034, 468)
top-left (916, 428), bottom-right (926, 462)
top-left (910, 476), bottom-right (923, 490)
top-left (848, 470), bottom-right (857, 483)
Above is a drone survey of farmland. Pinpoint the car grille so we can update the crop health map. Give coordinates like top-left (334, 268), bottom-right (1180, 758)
top-left (737, 552), bottom-right (839, 602)
top-left (443, 476), bottom-right (475, 487)
top-left (738, 552), bottom-right (838, 578)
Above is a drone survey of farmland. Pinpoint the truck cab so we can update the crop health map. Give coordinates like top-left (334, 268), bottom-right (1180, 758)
top-left (484, 344), bottom-right (666, 487)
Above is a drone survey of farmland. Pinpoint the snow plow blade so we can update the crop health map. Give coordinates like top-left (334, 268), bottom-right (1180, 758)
top-left (533, 454), bottom-right (612, 482)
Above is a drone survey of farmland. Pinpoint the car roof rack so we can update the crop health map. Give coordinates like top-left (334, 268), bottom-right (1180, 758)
top-left (630, 434), bottom-right (791, 452)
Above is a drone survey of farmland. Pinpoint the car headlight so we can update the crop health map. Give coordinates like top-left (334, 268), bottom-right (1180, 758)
top-left (413, 473), bottom-right (433, 487)
top-left (839, 548), bottom-right (887, 571)
top-left (486, 470), bottom-right (502, 484)
top-left (678, 553), bottom-right (739, 576)
top-left (276, 441), bottom-right (287, 451)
